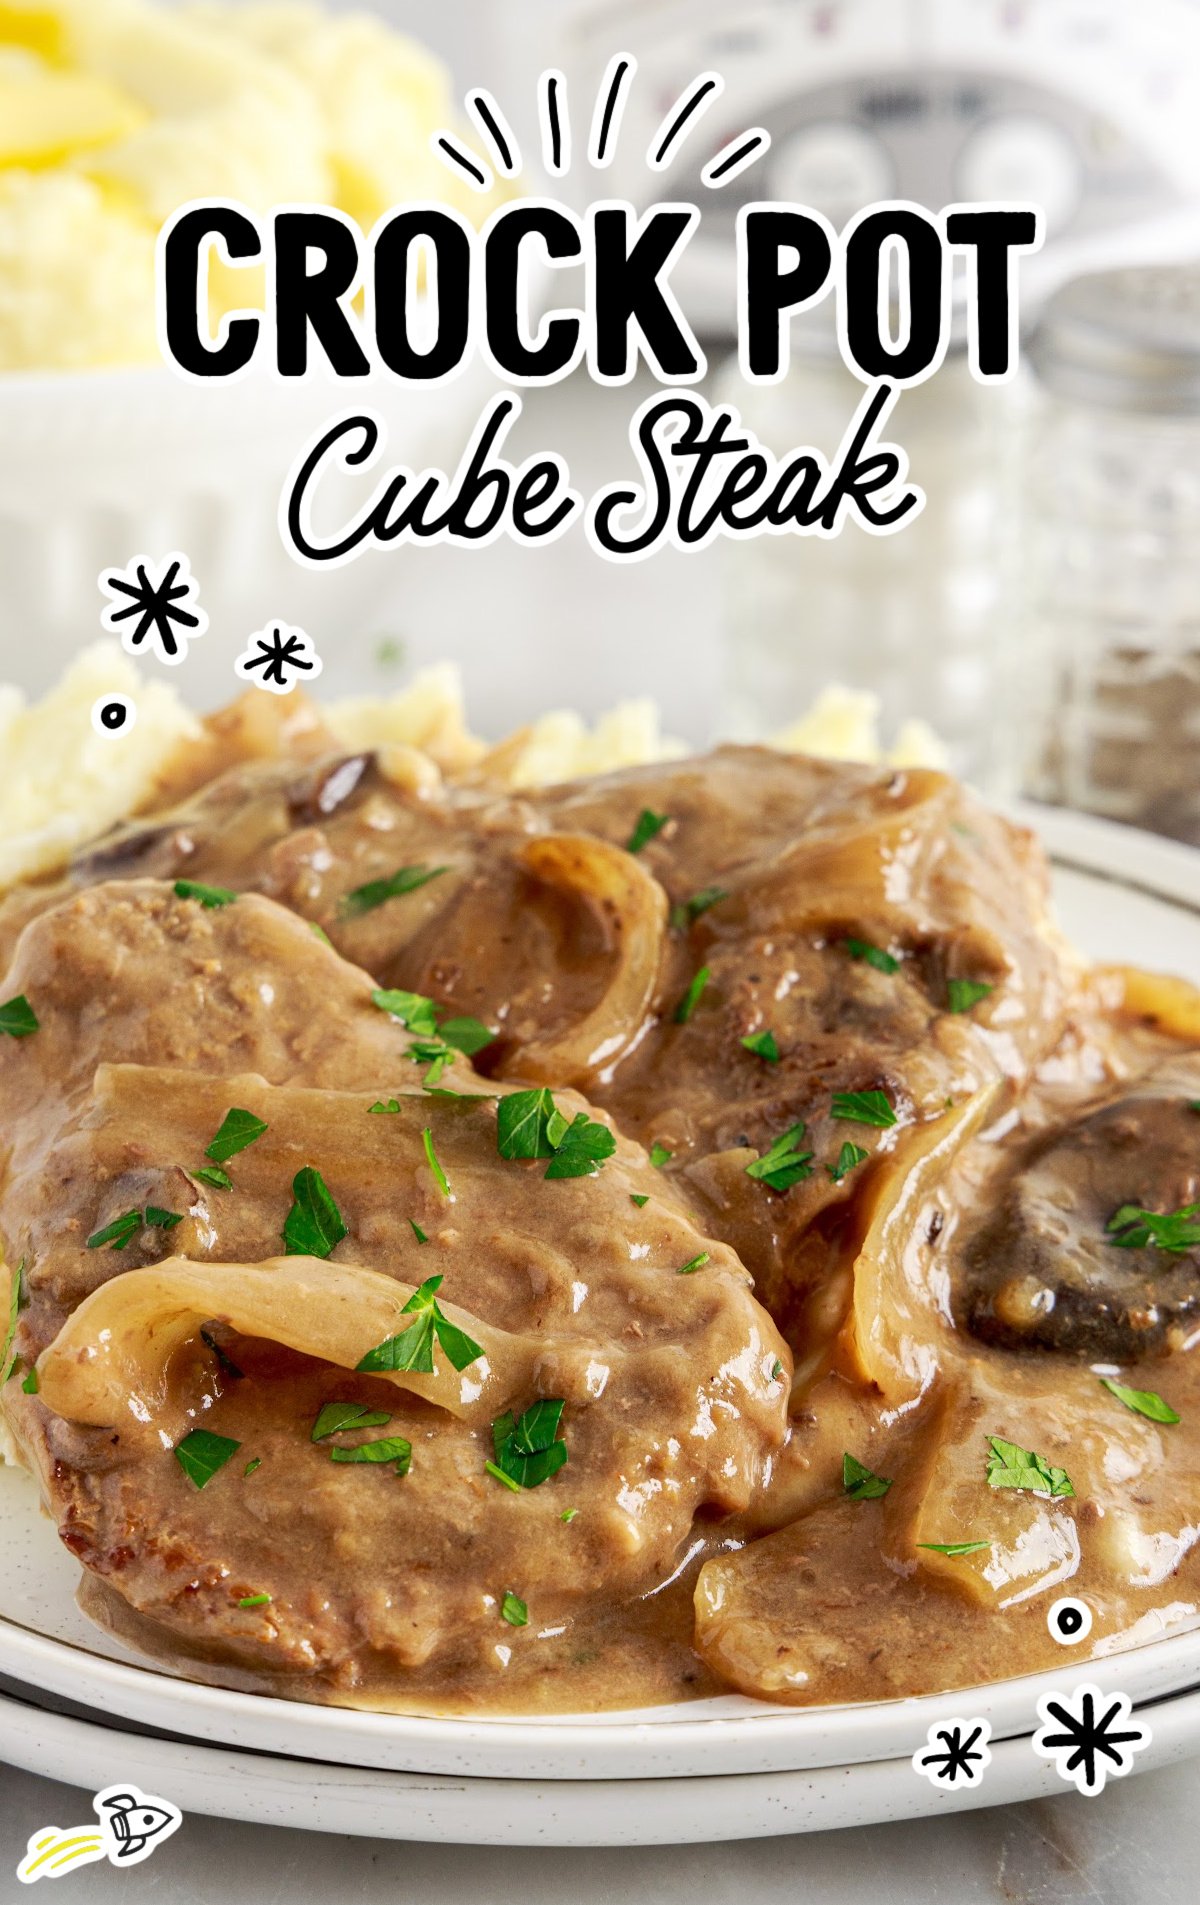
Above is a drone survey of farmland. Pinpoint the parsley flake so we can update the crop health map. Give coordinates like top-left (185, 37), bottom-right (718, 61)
top-left (410, 1218), bottom-right (428, 1244)
top-left (205, 1108), bottom-right (268, 1164)
top-left (1100, 1378), bottom-right (1179, 1424)
top-left (497, 1089), bottom-right (614, 1180)
top-left (831, 1090), bottom-right (896, 1129)
top-left (174, 879), bottom-right (236, 909)
top-left (311, 1401), bottom-right (392, 1442)
top-left (340, 864), bottom-right (448, 919)
top-left (828, 1141), bottom-right (869, 1184)
top-left (947, 978), bottom-right (994, 1014)
top-left (21, 1364), bottom-right (38, 1394)
top-left (244, 1458), bottom-right (262, 1478)
top-left (372, 988), bottom-right (440, 1036)
top-left (0, 994), bottom-right (38, 1038)
top-left (746, 1123), bottom-right (813, 1191)
top-left (741, 1029), bottom-right (780, 1063)
top-left (144, 1207), bottom-right (183, 1230)
top-left (630, 1193), bottom-right (650, 1209)
top-left (918, 1541), bottom-right (991, 1557)
top-left (86, 1209), bottom-right (142, 1251)
top-left (195, 1165), bottom-right (232, 1191)
top-left (175, 1428), bottom-right (240, 1489)
top-left (1106, 1203), bottom-right (1200, 1254)
top-left (675, 964), bottom-right (712, 1024)
top-left (370, 1099), bottom-right (401, 1116)
top-left (330, 1435), bottom-right (412, 1474)
top-left (671, 886), bottom-right (729, 930)
top-left (626, 809), bottom-right (669, 854)
top-left (844, 939), bottom-right (899, 974)
top-left (489, 1399), bottom-right (568, 1489)
top-left (422, 1127), bottom-right (451, 1199)
top-left (843, 1452), bottom-right (892, 1500)
top-left (986, 1435), bottom-right (1074, 1499)
top-left (678, 1252), bottom-right (710, 1275)
top-left (282, 1167), bottom-right (347, 1258)
top-left (649, 1143), bottom-right (673, 1169)
top-left (440, 1017), bottom-right (495, 1057)
top-left (238, 1593), bottom-right (271, 1608)
top-left (561, 1507), bottom-right (579, 1523)
top-left (501, 1591), bottom-right (528, 1627)
top-left (356, 1274), bottom-right (483, 1376)
top-left (1, 1258), bottom-right (25, 1385)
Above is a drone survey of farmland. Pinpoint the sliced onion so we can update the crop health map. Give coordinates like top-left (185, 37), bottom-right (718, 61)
top-left (837, 1087), bottom-right (998, 1404)
top-left (504, 832), bottom-right (667, 1088)
top-left (36, 1255), bottom-right (532, 1439)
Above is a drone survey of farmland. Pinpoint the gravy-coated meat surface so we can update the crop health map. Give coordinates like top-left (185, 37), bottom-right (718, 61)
top-left (4, 706), bottom-right (1200, 1712)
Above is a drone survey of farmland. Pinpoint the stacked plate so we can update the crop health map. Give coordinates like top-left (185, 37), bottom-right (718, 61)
top-left (5, 810), bottom-right (1200, 1846)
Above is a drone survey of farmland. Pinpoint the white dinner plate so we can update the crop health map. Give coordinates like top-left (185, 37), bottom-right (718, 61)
top-left (3, 1675), bottom-right (1200, 1845)
top-left (4, 805), bottom-right (1200, 1804)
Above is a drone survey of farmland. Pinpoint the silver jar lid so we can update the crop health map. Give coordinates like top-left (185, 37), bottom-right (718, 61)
top-left (1028, 263), bottom-right (1200, 415)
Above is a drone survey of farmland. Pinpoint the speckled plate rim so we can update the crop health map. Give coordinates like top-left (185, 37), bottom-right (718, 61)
top-left (3, 804), bottom-right (1200, 1784)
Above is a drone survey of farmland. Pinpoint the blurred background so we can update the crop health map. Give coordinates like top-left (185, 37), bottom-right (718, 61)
top-left (2, 0), bottom-right (1200, 833)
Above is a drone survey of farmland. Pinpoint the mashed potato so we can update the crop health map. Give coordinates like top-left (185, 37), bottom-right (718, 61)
top-left (0, 0), bottom-right (497, 372)
top-left (0, 645), bottom-right (947, 895)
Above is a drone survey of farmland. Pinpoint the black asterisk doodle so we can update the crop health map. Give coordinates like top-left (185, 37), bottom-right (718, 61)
top-left (912, 1716), bottom-right (992, 1791)
top-left (98, 552), bottom-right (208, 666)
top-left (234, 621), bottom-right (323, 697)
top-left (1033, 1684), bottom-right (1150, 1796)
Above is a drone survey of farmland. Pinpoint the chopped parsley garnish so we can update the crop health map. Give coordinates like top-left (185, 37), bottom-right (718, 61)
top-left (497, 1089), bottom-right (615, 1180)
top-left (844, 939), bottom-right (899, 974)
top-left (501, 1591), bottom-right (528, 1627)
top-left (831, 1089), bottom-right (896, 1129)
top-left (205, 1108), bottom-right (268, 1165)
top-left (947, 978), bottom-right (994, 1014)
top-left (626, 809), bottom-right (669, 855)
top-left (546, 1112), bottom-right (617, 1180)
top-left (311, 1401), bottom-right (392, 1442)
top-left (175, 1428), bottom-right (240, 1489)
top-left (842, 1452), bottom-right (892, 1500)
top-left (422, 1127), bottom-right (451, 1199)
top-left (356, 1274), bottom-right (482, 1376)
top-left (560, 1507), bottom-right (579, 1523)
top-left (485, 1460), bottom-right (521, 1492)
top-left (86, 1209), bottom-right (143, 1251)
top-left (985, 1435), bottom-right (1074, 1499)
top-left (671, 886), bottom-right (729, 930)
top-left (440, 1017), bottom-right (495, 1057)
top-left (828, 1141), bottom-right (869, 1183)
top-left (678, 1252), bottom-right (710, 1275)
top-left (745, 1123), bottom-right (813, 1191)
top-left (0, 994), bottom-right (39, 1038)
top-left (195, 1165), bottom-right (232, 1191)
top-left (1106, 1202), bottom-right (1200, 1254)
top-left (87, 1205), bottom-right (182, 1248)
top-left (330, 1435), bottom-right (412, 1474)
top-left (340, 864), bottom-right (448, 919)
top-left (145, 1207), bottom-right (184, 1230)
top-left (489, 1398), bottom-right (568, 1489)
top-left (243, 1458), bottom-right (262, 1478)
top-left (675, 964), bottom-right (711, 1024)
top-left (648, 1143), bottom-right (673, 1171)
top-left (1100, 1378), bottom-right (1180, 1424)
top-left (918, 1541), bottom-right (991, 1557)
top-left (174, 879), bottom-right (236, 909)
top-left (238, 1593), bottom-right (272, 1608)
top-left (1, 1258), bottom-right (25, 1384)
top-left (741, 1029), bottom-right (780, 1063)
top-left (282, 1167), bottom-right (347, 1258)
top-left (372, 988), bottom-right (440, 1036)
top-left (630, 1193), bottom-right (650, 1209)
top-left (310, 923), bottom-right (333, 947)
top-left (410, 1038), bottom-right (454, 1086)
top-left (410, 1219), bottom-right (428, 1244)
top-left (370, 1099), bottom-right (401, 1116)
top-left (770, 1359), bottom-right (784, 1382)
top-left (21, 1365), bottom-right (38, 1394)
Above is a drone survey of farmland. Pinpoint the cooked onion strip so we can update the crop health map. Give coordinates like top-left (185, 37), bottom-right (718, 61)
top-left (506, 833), bottom-right (667, 1087)
top-left (36, 1256), bottom-right (531, 1437)
top-left (838, 1088), bottom-right (998, 1404)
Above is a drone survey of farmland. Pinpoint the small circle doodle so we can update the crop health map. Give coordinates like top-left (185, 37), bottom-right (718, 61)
top-left (91, 694), bottom-right (137, 737)
top-left (1047, 1595), bottom-right (1093, 1646)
